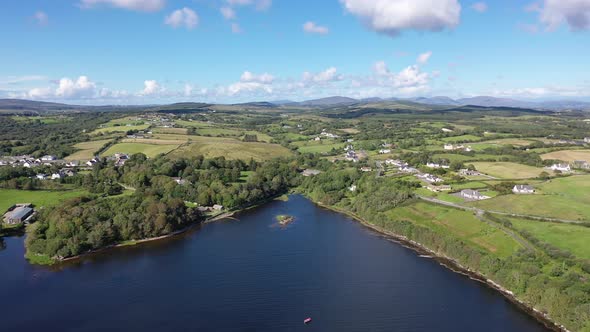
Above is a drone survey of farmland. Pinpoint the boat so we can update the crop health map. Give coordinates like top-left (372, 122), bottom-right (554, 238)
top-left (304, 317), bottom-right (312, 324)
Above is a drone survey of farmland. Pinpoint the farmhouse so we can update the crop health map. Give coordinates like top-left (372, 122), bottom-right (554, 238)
top-left (513, 185), bottom-right (535, 194)
top-left (573, 160), bottom-right (590, 169)
top-left (3, 204), bottom-right (34, 225)
top-left (441, 128), bottom-right (454, 133)
top-left (459, 169), bottom-right (480, 176)
top-left (419, 173), bottom-right (443, 183)
top-left (460, 189), bottom-right (487, 200)
top-left (360, 167), bottom-right (372, 172)
top-left (550, 163), bottom-right (571, 172)
top-left (378, 149), bottom-right (391, 154)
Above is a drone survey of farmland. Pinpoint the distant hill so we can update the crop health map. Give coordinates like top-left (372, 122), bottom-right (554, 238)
top-left (407, 96), bottom-right (461, 106)
top-left (456, 96), bottom-right (535, 108)
top-left (232, 101), bottom-right (277, 108)
top-left (297, 96), bottom-right (358, 107)
top-left (0, 99), bottom-right (79, 112)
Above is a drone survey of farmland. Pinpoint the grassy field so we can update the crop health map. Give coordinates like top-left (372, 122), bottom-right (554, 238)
top-left (509, 217), bottom-right (590, 260)
top-left (167, 136), bottom-right (292, 161)
top-left (541, 150), bottom-right (590, 162)
top-left (65, 139), bottom-right (113, 161)
top-left (471, 162), bottom-right (545, 179)
top-left (469, 176), bottom-right (590, 221)
top-left (102, 142), bottom-right (181, 158)
top-left (388, 201), bottom-right (521, 258)
top-left (293, 141), bottom-right (346, 154)
top-left (93, 124), bottom-right (150, 135)
top-left (441, 134), bottom-right (482, 143)
top-left (0, 189), bottom-right (88, 213)
top-left (151, 127), bottom-right (188, 135)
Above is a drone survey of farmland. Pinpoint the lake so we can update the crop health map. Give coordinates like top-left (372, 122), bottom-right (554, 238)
top-left (0, 195), bottom-right (548, 331)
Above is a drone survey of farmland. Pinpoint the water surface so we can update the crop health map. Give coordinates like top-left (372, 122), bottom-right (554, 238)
top-left (0, 195), bottom-right (548, 331)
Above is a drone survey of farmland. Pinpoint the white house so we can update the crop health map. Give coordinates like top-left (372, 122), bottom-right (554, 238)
top-left (41, 155), bottom-right (57, 161)
top-left (444, 144), bottom-right (455, 150)
top-left (51, 173), bottom-right (63, 180)
top-left (460, 189), bottom-right (487, 200)
top-left (512, 185), bottom-right (534, 194)
top-left (442, 128), bottom-right (454, 133)
top-left (36, 174), bottom-right (47, 180)
top-left (348, 184), bottom-right (357, 192)
top-left (378, 149), bottom-right (391, 154)
top-left (550, 163), bottom-right (571, 172)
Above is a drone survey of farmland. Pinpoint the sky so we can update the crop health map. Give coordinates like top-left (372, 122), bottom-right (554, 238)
top-left (0, 0), bottom-right (589, 104)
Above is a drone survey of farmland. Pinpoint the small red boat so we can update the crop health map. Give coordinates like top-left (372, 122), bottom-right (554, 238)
top-left (304, 317), bottom-right (312, 324)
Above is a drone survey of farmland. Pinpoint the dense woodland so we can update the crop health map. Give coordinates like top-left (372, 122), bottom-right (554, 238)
top-left (25, 153), bottom-right (304, 259)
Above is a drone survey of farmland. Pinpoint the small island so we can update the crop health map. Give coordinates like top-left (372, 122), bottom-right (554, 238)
top-left (276, 214), bottom-right (294, 226)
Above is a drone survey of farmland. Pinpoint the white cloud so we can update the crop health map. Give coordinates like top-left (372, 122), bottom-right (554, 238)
top-left (33, 11), bottom-right (49, 25)
top-left (471, 2), bottom-right (488, 13)
top-left (240, 71), bottom-right (274, 83)
top-left (303, 21), bottom-right (329, 34)
top-left (55, 76), bottom-right (96, 98)
top-left (303, 67), bottom-right (342, 83)
top-left (140, 80), bottom-right (161, 95)
top-left (417, 51), bottom-right (432, 64)
top-left (79, 0), bottom-right (166, 12)
top-left (226, 82), bottom-right (272, 96)
top-left (220, 6), bottom-right (236, 20)
top-left (165, 7), bottom-right (199, 30)
top-left (226, 0), bottom-right (272, 11)
top-left (231, 23), bottom-right (242, 33)
top-left (340, 0), bottom-right (461, 37)
top-left (373, 61), bottom-right (390, 76)
top-left (536, 0), bottom-right (590, 31)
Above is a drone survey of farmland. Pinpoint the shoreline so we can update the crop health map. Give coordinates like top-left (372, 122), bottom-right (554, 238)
top-left (311, 200), bottom-right (568, 332)
top-left (41, 193), bottom-right (289, 265)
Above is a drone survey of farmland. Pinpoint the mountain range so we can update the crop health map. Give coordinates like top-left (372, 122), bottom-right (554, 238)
top-left (1, 95), bottom-right (590, 113)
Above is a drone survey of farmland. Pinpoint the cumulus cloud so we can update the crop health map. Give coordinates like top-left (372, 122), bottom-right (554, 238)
top-left (471, 2), bottom-right (488, 13)
top-left (220, 6), bottom-right (236, 20)
top-left (303, 21), bottom-right (329, 34)
top-left (340, 0), bottom-right (461, 37)
top-left (226, 0), bottom-right (272, 11)
top-left (535, 0), bottom-right (590, 31)
top-left (240, 71), bottom-right (274, 83)
top-left (165, 7), bottom-right (199, 29)
top-left (417, 51), bottom-right (433, 64)
top-left (33, 11), bottom-right (49, 25)
top-left (140, 80), bottom-right (161, 95)
top-left (303, 67), bottom-right (342, 83)
top-left (489, 85), bottom-right (590, 98)
top-left (79, 0), bottom-right (166, 12)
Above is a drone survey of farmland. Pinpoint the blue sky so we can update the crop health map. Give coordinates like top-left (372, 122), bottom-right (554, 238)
top-left (0, 0), bottom-right (589, 104)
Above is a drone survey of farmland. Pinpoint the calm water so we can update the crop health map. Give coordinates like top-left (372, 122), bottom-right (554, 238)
top-left (0, 195), bottom-right (548, 331)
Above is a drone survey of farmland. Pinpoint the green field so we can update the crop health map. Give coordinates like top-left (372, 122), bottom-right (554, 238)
top-left (388, 201), bottom-right (521, 257)
top-left (470, 176), bottom-right (590, 221)
top-left (66, 139), bottom-right (113, 161)
top-left (441, 134), bottom-right (482, 143)
top-left (509, 217), bottom-right (590, 260)
top-left (102, 142), bottom-right (181, 158)
top-left (471, 162), bottom-right (545, 179)
top-left (293, 141), bottom-right (346, 154)
top-left (167, 136), bottom-right (292, 161)
top-left (0, 189), bottom-right (88, 214)
top-left (93, 124), bottom-right (150, 134)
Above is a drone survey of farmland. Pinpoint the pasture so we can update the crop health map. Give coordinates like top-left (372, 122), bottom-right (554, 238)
top-left (0, 189), bottom-right (88, 214)
top-left (388, 201), bottom-right (521, 258)
top-left (541, 150), bottom-right (590, 162)
top-left (470, 162), bottom-right (545, 179)
top-left (102, 142), bottom-right (181, 158)
top-left (469, 176), bottom-right (590, 221)
top-left (65, 139), bottom-right (112, 161)
top-left (509, 217), bottom-right (590, 260)
top-left (167, 136), bottom-right (292, 161)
